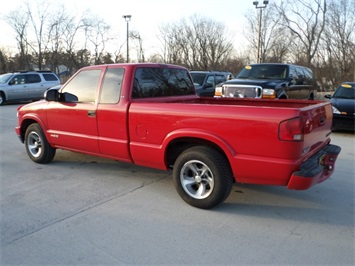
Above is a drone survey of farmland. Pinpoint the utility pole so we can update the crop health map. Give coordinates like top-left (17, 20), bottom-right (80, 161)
top-left (253, 1), bottom-right (269, 63)
top-left (122, 15), bottom-right (132, 63)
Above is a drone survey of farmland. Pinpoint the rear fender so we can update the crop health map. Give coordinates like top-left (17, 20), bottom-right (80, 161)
top-left (162, 128), bottom-right (237, 167)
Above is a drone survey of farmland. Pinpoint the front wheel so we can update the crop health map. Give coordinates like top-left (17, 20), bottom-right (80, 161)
top-left (25, 123), bottom-right (56, 164)
top-left (173, 146), bottom-right (233, 209)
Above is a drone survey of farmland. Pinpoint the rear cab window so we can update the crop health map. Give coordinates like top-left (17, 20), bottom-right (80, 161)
top-left (132, 67), bottom-right (194, 98)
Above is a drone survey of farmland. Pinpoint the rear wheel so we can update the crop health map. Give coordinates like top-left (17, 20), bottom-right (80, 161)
top-left (173, 146), bottom-right (233, 209)
top-left (0, 92), bottom-right (5, 106)
top-left (25, 123), bottom-right (56, 164)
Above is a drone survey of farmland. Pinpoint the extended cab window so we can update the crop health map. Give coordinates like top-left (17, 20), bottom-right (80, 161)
top-left (62, 69), bottom-right (101, 102)
top-left (100, 68), bottom-right (124, 104)
top-left (133, 67), bottom-right (194, 98)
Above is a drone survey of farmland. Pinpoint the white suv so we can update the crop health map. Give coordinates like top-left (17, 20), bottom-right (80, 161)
top-left (0, 71), bottom-right (60, 105)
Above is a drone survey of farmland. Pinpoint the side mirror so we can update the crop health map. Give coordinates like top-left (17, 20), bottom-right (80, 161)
top-left (324, 94), bottom-right (332, 99)
top-left (45, 89), bottom-right (78, 102)
top-left (61, 92), bottom-right (78, 102)
top-left (45, 88), bottom-right (59, 101)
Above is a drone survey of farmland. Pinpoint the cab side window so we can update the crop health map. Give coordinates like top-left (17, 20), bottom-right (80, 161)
top-left (206, 75), bottom-right (215, 87)
top-left (62, 69), bottom-right (101, 102)
top-left (100, 68), bottom-right (124, 104)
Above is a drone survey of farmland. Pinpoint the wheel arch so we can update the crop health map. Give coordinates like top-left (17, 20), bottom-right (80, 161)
top-left (163, 130), bottom-right (235, 171)
top-left (277, 89), bottom-right (288, 99)
top-left (18, 116), bottom-right (47, 142)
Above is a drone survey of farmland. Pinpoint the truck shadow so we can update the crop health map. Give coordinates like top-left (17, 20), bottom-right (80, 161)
top-left (48, 151), bottom-right (353, 228)
top-left (214, 183), bottom-right (353, 227)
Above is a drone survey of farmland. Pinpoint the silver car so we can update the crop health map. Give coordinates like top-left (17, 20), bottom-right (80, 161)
top-left (0, 71), bottom-right (60, 105)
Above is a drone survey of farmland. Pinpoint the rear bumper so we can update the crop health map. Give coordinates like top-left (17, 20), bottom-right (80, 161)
top-left (287, 144), bottom-right (341, 190)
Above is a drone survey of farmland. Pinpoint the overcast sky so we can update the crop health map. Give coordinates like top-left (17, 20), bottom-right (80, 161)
top-left (0, 0), bottom-right (259, 55)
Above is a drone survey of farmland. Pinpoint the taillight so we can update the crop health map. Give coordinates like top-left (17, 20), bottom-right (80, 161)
top-left (279, 117), bottom-right (304, 141)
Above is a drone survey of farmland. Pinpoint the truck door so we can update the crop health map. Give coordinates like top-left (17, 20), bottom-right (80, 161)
top-left (96, 67), bottom-right (131, 161)
top-left (46, 68), bottom-right (102, 154)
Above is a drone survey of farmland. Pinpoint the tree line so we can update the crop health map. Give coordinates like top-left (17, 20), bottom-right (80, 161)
top-left (0, 0), bottom-right (354, 90)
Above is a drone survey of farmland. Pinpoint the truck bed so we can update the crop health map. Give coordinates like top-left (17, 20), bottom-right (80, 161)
top-left (129, 96), bottom-right (333, 186)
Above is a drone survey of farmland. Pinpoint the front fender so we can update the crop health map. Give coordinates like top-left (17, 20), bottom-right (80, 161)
top-left (17, 112), bottom-right (49, 143)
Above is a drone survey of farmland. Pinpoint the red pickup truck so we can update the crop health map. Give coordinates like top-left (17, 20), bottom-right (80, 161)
top-left (15, 63), bottom-right (341, 209)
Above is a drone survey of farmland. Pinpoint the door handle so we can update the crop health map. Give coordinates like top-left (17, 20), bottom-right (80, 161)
top-left (88, 110), bottom-right (96, 117)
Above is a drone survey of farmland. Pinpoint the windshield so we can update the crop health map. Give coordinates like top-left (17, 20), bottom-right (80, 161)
top-left (333, 84), bottom-right (355, 99)
top-left (190, 73), bottom-right (206, 86)
top-left (237, 65), bottom-right (287, 80)
top-left (0, 74), bottom-right (13, 84)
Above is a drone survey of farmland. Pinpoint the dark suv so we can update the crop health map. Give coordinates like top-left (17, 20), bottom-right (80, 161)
top-left (0, 71), bottom-right (60, 105)
top-left (214, 63), bottom-right (317, 100)
top-left (190, 71), bottom-right (234, 97)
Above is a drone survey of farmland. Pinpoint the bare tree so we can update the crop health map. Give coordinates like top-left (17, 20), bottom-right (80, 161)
top-left (83, 16), bottom-right (112, 65)
top-left (244, 3), bottom-right (291, 63)
top-left (276, 0), bottom-right (327, 67)
top-left (320, 0), bottom-right (355, 86)
top-left (5, 10), bottom-right (30, 70)
top-left (159, 15), bottom-right (234, 70)
top-left (25, 0), bottom-right (54, 70)
top-left (60, 11), bottom-right (91, 71)
top-left (130, 31), bottom-right (145, 62)
top-left (44, 6), bottom-right (72, 73)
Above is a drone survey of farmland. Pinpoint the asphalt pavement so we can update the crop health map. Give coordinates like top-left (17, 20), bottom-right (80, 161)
top-left (0, 103), bottom-right (354, 265)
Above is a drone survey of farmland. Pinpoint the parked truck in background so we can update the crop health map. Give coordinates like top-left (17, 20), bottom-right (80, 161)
top-left (215, 63), bottom-right (318, 100)
top-left (15, 63), bottom-right (341, 209)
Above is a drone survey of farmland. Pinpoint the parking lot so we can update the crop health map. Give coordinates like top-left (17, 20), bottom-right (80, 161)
top-left (1, 103), bottom-right (354, 265)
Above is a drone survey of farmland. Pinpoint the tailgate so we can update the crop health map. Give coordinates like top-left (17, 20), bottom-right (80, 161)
top-left (299, 101), bottom-right (333, 158)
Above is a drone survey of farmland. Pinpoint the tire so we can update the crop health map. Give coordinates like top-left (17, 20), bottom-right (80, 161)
top-left (0, 92), bottom-right (5, 106)
top-left (25, 123), bottom-right (56, 164)
top-left (172, 146), bottom-right (233, 209)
